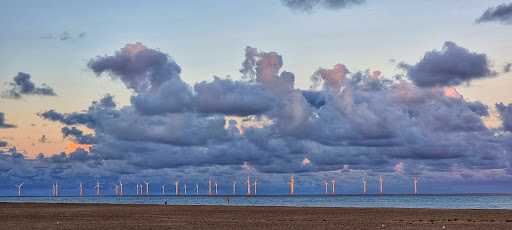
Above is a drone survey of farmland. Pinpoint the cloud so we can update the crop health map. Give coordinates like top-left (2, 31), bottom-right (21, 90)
top-left (399, 41), bottom-right (495, 88)
top-left (7, 43), bottom-right (512, 195)
top-left (88, 42), bottom-right (181, 93)
top-left (503, 63), bottom-right (511, 73)
top-left (0, 112), bottom-right (16, 128)
top-left (475, 3), bottom-right (512, 24)
top-left (2, 72), bottom-right (56, 99)
top-left (0, 140), bottom-right (7, 147)
top-left (496, 102), bottom-right (512, 131)
top-left (282, 0), bottom-right (365, 12)
top-left (39, 135), bottom-right (48, 143)
top-left (44, 32), bottom-right (87, 41)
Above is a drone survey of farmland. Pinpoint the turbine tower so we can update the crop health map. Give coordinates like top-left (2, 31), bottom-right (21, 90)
top-left (379, 176), bottom-right (383, 195)
top-left (288, 176), bottom-right (295, 195)
top-left (144, 181), bottom-right (150, 195)
top-left (246, 176), bottom-right (251, 195)
top-left (15, 182), bottom-right (24, 196)
top-left (215, 181), bottom-right (218, 195)
top-left (139, 183), bottom-right (143, 196)
top-left (79, 183), bottom-right (83, 196)
top-left (52, 184), bottom-right (55, 196)
top-left (136, 184), bottom-right (139, 196)
top-left (162, 184), bottom-right (165, 196)
top-left (55, 182), bottom-right (59, 196)
top-left (254, 179), bottom-right (257, 195)
top-left (115, 184), bottom-right (119, 195)
top-left (94, 180), bottom-right (102, 196)
top-left (363, 178), bottom-right (367, 195)
top-left (119, 181), bottom-right (123, 196)
top-left (233, 181), bottom-right (236, 195)
top-left (325, 181), bottom-right (328, 195)
top-left (174, 180), bottom-right (179, 196)
top-left (196, 183), bottom-right (199, 195)
top-left (331, 180), bottom-right (335, 195)
top-left (184, 184), bottom-right (187, 195)
top-left (209, 179), bottom-right (212, 196)
top-left (414, 178), bottom-right (418, 194)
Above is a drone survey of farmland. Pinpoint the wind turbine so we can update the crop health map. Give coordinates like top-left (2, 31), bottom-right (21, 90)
top-left (55, 182), bottom-right (59, 196)
top-left (414, 178), bottom-right (418, 194)
top-left (184, 184), bottom-right (187, 195)
top-left (254, 179), bottom-right (257, 195)
top-left (246, 176), bottom-right (251, 195)
top-left (94, 180), bottom-right (102, 196)
top-left (196, 183), bottom-right (199, 195)
top-left (288, 176), bottom-right (295, 195)
top-left (15, 182), bottom-right (24, 196)
top-left (115, 184), bottom-right (119, 195)
top-left (136, 184), bottom-right (139, 196)
top-left (174, 180), bottom-right (179, 196)
top-left (144, 181), bottom-right (150, 195)
top-left (52, 184), bottom-right (55, 196)
top-left (380, 176), bottom-right (383, 195)
top-left (331, 180), bottom-right (335, 195)
top-left (162, 184), bottom-right (165, 196)
top-left (363, 178), bottom-right (367, 195)
top-left (139, 183), bottom-right (143, 196)
top-left (79, 183), bottom-right (83, 196)
top-left (325, 181), bottom-right (328, 195)
top-left (119, 181), bottom-right (123, 196)
top-left (215, 180), bottom-right (218, 195)
top-left (208, 179), bottom-right (212, 196)
top-left (233, 181), bottom-right (236, 195)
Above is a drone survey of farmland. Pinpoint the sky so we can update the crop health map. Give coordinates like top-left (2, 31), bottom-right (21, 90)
top-left (1, 0), bottom-right (512, 196)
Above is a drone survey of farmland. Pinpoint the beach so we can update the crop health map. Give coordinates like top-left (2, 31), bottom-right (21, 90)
top-left (1, 202), bottom-right (512, 229)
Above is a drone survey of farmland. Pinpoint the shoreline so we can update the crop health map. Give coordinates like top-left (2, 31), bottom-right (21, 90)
top-left (2, 202), bottom-right (512, 229)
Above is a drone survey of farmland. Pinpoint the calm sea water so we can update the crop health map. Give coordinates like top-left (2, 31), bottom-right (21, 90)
top-left (1, 194), bottom-right (512, 209)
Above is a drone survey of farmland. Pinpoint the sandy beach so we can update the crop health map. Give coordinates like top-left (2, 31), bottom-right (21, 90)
top-left (1, 202), bottom-right (512, 229)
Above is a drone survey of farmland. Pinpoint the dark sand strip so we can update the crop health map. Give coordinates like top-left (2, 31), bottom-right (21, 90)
top-left (1, 202), bottom-right (512, 229)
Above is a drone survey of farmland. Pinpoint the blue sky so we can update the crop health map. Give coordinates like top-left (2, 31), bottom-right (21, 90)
top-left (1, 0), bottom-right (512, 196)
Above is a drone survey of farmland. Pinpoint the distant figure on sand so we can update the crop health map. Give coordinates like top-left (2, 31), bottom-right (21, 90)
top-left (165, 201), bottom-right (167, 205)
top-left (227, 195), bottom-right (230, 204)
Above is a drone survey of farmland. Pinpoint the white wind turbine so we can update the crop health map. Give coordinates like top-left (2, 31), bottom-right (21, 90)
top-left (233, 181), bottom-right (236, 195)
top-left (115, 184), bottom-right (119, 195)
top-left (184, 184), bottom-right (187, 195)
top-left (79, 183), bottom-right (83, 196)
top-left (119, 181), bottom-right (123, 196)
top-left (196, 183), bottom-right (199, 195)
top-left (162, 184), bottom-right (165, 196)
top-left (15, 182), bottom-right (24, 196)
top-left (52, 184), bottom-right (55, 196)
top-left (144, 181), bottom-right (150, 195)
top-left (136, 184), bottom-right (139, 196)
top-left (94, 180), bottom-right (102, 196)
top-left (174, 180), bottom-right (179, 196)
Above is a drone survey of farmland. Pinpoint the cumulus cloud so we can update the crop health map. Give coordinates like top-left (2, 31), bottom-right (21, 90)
top-left (282, 0), bottom-right (365, 12)
top-left (88, 42), bottom-right (181, 93)
top-left (399, 41), bottom-right (495, 88)
top-left (0, 112), bottom-right (16, 128)
top-left (2, 72), bottom-right (56, 99)
top-left (476, 3), bottom-right (512, 24)
top-left (7, 43), bottom-right (512, 195)
top-left (503, 63), bottom-right (511, 73)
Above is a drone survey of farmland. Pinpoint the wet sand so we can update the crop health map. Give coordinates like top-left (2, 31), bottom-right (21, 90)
top-left (1, 202), bottom-right (512, 229)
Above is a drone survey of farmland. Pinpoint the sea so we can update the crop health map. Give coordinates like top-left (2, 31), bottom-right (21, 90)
top-left (1, 194), bottom-right (512, 209)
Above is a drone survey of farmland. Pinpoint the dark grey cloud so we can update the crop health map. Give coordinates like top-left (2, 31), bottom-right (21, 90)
top-left (61, 127), bottom-right (97, 145)
top-left (0, 112), bottom-right (16, 128)
top-left (0, 140), bottom-right (7, 147)
top-left (476, 3), bottom-right (512, 24)
top-left (399, 41), bottom-right (495, 88)
top-left (39, 135), bottom-right (48, 143)
top-left (466, 101), bottom-right (490, 117)
top-left (504, 63), bottom-right (511, 73)
top-left (282, 0), bottom-right (365, 12)
top-left (496, 102), bottom-right (512, 131)
top-left (2, 72), bottom-right (56, 99)
top-left (88, 42), bottom-right (181, 93)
